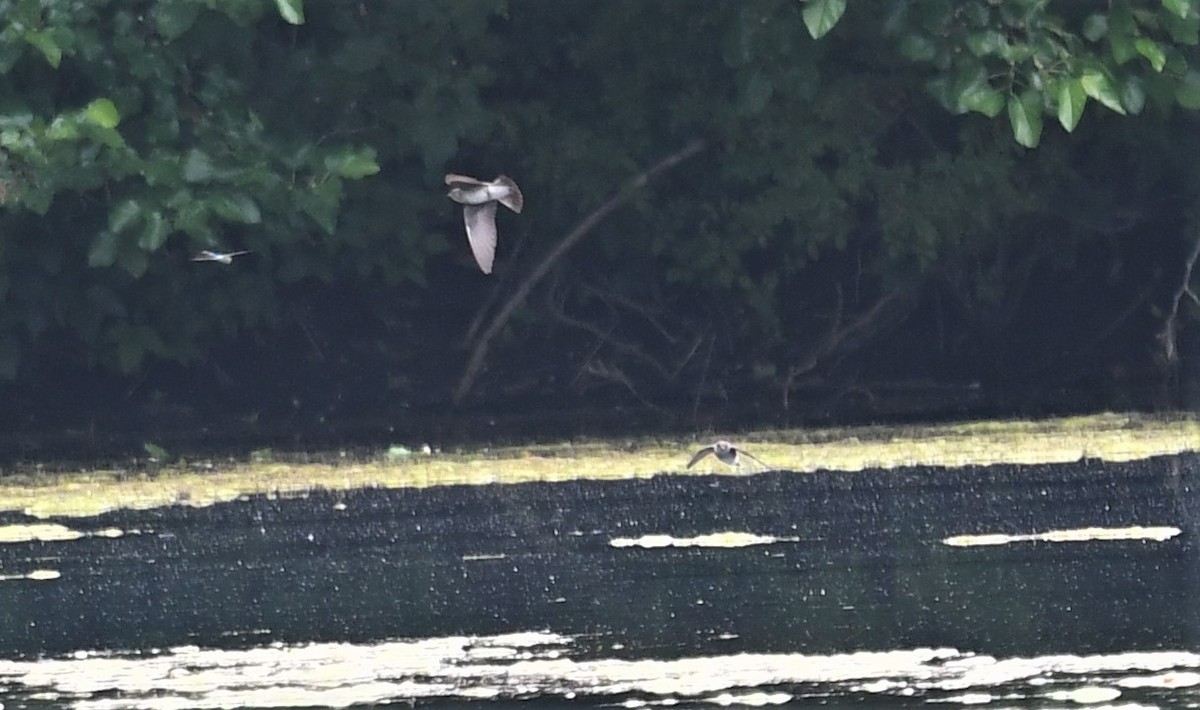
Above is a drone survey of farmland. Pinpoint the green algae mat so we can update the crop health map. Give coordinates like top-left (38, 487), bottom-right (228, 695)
top-left (1, 412), bottom-right (1196, 520)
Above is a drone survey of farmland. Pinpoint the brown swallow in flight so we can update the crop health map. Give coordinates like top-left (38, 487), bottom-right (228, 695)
top-left (686, 440), bottom-right (769, 470)
top-left (445, 173), bottom-right (523, 274)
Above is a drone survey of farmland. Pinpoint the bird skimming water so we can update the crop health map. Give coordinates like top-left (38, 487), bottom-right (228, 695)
top-left (445, 173), bottom-right (523, 274)
top-left (191, 249), bottom-right (251, 265)
top-left (686, 440), bottom-right (769, 471)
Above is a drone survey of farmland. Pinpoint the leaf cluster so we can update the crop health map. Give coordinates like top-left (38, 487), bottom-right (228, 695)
top-left (0, 0), bottom-right (504, 375)
top-left (872, 0), bottom-right (1200, 146)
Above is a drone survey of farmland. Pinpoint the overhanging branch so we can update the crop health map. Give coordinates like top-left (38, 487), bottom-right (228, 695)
top-left (452, 138), bottom-right (708, 404)
top-left (1157, 230), bottom-right (1200, 366)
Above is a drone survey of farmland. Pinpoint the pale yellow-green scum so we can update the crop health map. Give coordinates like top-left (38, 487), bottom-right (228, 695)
top-left (1, 412), bottom-right (1197, 519)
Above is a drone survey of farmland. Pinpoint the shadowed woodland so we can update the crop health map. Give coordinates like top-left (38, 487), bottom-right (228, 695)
top-left (0, 0), bottom-right (1199, 454)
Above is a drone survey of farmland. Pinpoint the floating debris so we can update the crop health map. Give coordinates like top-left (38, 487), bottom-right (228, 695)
top-left (0, 569), bottom-right (60, 582)
top-left (943, 526), bottom-right (1182, 547)
top-left (610, 532), bottom-right (800, 549)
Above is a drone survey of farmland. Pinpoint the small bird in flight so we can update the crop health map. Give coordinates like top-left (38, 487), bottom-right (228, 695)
top-left (445, 173), bottom-right (523, 274)
top-left (191, 249), bottom-right (251, 265)
top-left (686, 440), bottom-right (769, 471)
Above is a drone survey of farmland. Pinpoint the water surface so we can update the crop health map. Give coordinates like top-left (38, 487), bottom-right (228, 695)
top-left (0, 453), bottom-right (1196, 707)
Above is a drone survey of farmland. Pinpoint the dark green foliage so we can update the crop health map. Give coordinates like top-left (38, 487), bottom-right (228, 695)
top-left (0, 0), bottom-right (1196, 417)
top-left (0, 0), bottom-right (503, 374)
top-left (880, 0), bottom-right (1200, 146)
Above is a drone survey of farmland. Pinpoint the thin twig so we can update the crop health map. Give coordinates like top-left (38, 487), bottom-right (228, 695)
top-left (690, 333), bottom-right (715, 424)
top-left (572, 278), bottom-right (705, 377)
top-left (452, 138), bottom-right (708, 404)
top-left (782, 285), bottom-right (913, 409)
top-left (576, 359), bottom-right (664, 411)
top-left (1157, 230), bottom-right (1200, 365)
top-left (577, 280), bottom-right (681, 345)
top-left (549, 296), bottom-right (677, 382)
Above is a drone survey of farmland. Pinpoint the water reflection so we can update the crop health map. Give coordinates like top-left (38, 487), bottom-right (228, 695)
top-left (0, 452), bottom-right (1196, 707)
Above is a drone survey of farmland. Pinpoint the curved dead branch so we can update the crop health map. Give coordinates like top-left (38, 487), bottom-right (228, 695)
top-left (453, 138), bottom-right (708, 404)
top-left (1157, 230), bottom-right (1200, 367)
top-left (781, 284), bottom-right (916, 410)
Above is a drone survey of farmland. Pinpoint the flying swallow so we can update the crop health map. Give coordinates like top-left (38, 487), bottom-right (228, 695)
top-left (191, 249), bottom-right (251, 265)
top-left (686, 440), bottom-right (769, 470)
top-left (445, 173), bottom-right (523, 274)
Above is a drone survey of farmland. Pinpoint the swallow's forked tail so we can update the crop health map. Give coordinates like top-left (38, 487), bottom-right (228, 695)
top-left (495, 175), bottom-right (524, 214)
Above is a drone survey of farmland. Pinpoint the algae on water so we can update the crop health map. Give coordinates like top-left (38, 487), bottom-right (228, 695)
top-left (1, 412), bottom-right (1197, 519)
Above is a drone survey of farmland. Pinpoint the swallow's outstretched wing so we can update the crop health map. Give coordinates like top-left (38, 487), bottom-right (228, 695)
top-left (736, 447), bottom-right (769, 469)
top-left (191, 250), bottom-right (251, 263)
top-left (445, 173), bottom-right (486, 187)
top-left (463, 202), bottom-right (498, 274)
top-left (686, 444), bottom-right (717, 469)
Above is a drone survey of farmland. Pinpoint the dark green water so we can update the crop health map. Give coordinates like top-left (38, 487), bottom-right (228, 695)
top-left (0, 453), bottom-right (1197, 707)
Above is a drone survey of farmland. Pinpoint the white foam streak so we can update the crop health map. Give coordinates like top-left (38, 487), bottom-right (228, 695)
top-left (942, 526), bottom-right (1182, 547)
top-left (3, 633), bottom-right (1200, 710)
top-left (0, 524), bottom-right (132, 544)
top-left (610, 532), bottom-right (800, 549)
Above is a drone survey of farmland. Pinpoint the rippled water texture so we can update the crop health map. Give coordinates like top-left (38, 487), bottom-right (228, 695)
top-left (1, 452), bottom-right (1198, 707)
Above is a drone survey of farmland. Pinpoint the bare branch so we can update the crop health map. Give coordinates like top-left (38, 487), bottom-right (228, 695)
top-left (577, 280), bottom-right (683, 346)
top-left (453, 139), bottom-right (708, 404)
top-left (690, 334), bottom-right (716, 424)
top-left (1157, 231), bottom-right (1200, 366)
top-left (782, 285), bottom-right (915, 409)
top-left (574, 359), bottom-right (665, 411)
top-left (550, 280), bottom-right (703, 383)
top-left (549, 294), bottom-right (677, 383)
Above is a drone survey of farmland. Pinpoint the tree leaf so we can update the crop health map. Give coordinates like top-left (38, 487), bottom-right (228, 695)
top-left (44, 115), bottom-right (80, 141)
top-left (960, 3), bottom-right (988, 26)
top-left (273, 0), bottom-right (305, 25)
top-left (899, 33), bottom-right (937, 62)
top-left (23, 30), bottom-right (61, 68)
top-left (1163, 0), bottom-right (1192, 20)
top-left (117, 249), bottom-right (149, 278)
top-left (1007, 90), bottom-right (1043, 148)
top-left (1056, 78), bottom-right (1088, 131)
top-left (1121, 75), bottom-right (1146, 114)
top-left (1164, 11), bottom-right (1200, 44)
top-left (958, 76), bottom-right (1005, 117)
top-left (1109, 28), bottom-right (1137, 64)
top-left (175, 200), bottom-right (214, 241)
top-left (138, 211), bottom-right (171, 250)
top-left (108, 199), bottom-right (141, 234)
top-left (965, 31), bottom-right (1007, 57)
top-left (153, 0), bottom-right (201, 39)
top-left (802, 0), bottom-right (846, 40)
top-left (324, 146), bottom-right (380, 179)
top-left (1175, 70), bottom-right (1200, 108)
top-left (182, 149), bottom-right (217, 183)
top-left (87, 230), bottom-right (120, 267)
top-left (84, 98), bottom-right (121, 128)
top-left (1082, 14), bottom-right (1108, 42)
top-left (302, 177), bottom-right (342, 235)
top-left (211, 193), bottom-right (262, 224)
top-left (1105, 2), bottom-right (1137, 63)
top-left (1135, 38), bottom-right (1166, 71)
top-left (1081, 71), bottom-right (1127, 114)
